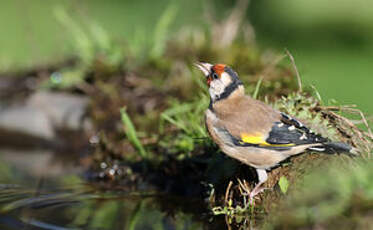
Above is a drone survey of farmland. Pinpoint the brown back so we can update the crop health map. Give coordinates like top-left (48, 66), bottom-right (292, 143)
top-left (212, 92), bottom-right (281, 139)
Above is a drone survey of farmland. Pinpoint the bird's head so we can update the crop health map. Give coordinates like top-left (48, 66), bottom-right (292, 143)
top-left (195, 62), bottom-right (244, 102)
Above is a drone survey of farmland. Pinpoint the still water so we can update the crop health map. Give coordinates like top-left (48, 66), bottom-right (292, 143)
top-left (0, 149), bottom-right (229, 230)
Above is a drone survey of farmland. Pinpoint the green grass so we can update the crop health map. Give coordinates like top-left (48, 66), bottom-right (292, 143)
top-left (0, 0), bottom-right (69, 70)
top-left (255, 39), bottom-right (373, 115)
top-left (264, 159), bottom-right (373, 230)
top-left (0, 0), bottom-right (203, 71)
top-left (120, 107), bottom-right (148, 159)
top-left (294, 48), bottom-right (373, 114)
top-left (250, 0), bottom-right (373, 115)
top-left (2, 0), bottom-right (372, 116)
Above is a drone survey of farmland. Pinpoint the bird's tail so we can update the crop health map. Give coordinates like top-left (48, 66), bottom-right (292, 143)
top-left (308, 142), bottom-right (358, 156)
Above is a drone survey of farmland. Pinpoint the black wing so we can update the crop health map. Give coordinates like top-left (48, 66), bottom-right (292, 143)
top-left (265, 113), bottom-right (328, 145)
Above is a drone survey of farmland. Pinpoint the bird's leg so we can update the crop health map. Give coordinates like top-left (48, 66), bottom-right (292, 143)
top-left (249, 169), bottom-right (268, 205)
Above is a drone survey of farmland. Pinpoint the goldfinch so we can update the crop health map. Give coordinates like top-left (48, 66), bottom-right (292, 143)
top-left (195, 62), bottom-right (354, 203)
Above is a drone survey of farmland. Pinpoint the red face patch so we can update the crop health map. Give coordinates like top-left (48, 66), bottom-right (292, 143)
top-left (212, 64), bottom-right (226, 76)
top-left (206, 76), bottom-right (212, 86)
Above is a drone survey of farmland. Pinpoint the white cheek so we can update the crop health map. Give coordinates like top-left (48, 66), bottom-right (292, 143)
top-left (209, 85), bottom-right (217, 99)
top-left (212, 81), bottom-right (222, 91)
top-left (220, 72), bottom-right (232, 86)
top-left (209, 80), bottom-right (224, 97)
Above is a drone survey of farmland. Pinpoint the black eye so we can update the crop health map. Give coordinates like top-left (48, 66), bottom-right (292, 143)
top-left (212, 73), bottom-right (219, 79)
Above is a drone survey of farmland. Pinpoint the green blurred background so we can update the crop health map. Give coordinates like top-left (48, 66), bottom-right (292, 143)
top-left (1, 0), bottom-right (372, 113)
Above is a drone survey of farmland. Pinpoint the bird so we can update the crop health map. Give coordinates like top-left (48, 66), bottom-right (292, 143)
top-left (195, 62), bottom-right (356, 203)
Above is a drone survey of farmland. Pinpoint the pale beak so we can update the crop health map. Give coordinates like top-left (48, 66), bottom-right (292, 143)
top-left (194, 62), bottom-right (213, 77)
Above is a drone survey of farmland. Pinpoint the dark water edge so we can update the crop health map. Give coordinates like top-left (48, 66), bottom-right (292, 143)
top-left (0, 180), bottom-right (228, 230)
top-left (0, 142), bottom-right (263, 230)
top-left (0, 133), bottom-right (230, 230)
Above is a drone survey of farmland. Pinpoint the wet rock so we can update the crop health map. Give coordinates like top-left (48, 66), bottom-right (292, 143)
top-left (0, 105), bottom-right (55, 140)
top-left (28, 91), bottom-right (90, 130)
top-left (0, 91), bottom-right (91, 147)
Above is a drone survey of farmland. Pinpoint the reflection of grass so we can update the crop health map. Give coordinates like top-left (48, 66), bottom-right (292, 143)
top-left (127, 200), bottom-right (145, 230)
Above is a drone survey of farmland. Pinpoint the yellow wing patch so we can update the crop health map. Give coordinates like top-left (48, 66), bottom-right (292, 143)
top-left (240, 133), bottom-right (295, 147)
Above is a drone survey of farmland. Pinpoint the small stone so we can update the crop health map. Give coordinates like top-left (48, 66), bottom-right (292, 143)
top-left (28, 91), bottom-right (90, 131)
top-left (0, 105), bottom-right (55, 140)
top-left (100, 162), bottom-right (107, 169)
top-left (89, 135), bottom-right (100, 144)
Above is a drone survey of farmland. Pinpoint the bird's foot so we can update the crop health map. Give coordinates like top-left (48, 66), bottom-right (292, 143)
top-left (248, 169), bottom-right (269, 206)
top-left (249, 187), bottom-right (269, 205)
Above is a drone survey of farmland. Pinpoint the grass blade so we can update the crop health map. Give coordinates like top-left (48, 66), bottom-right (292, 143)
top-left (120, 107), bottom-right (148, 159)
top-left (252, 76), bottom-right (263, 99)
